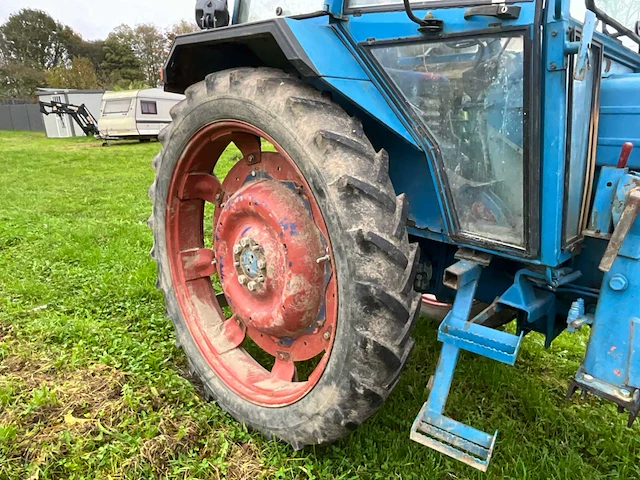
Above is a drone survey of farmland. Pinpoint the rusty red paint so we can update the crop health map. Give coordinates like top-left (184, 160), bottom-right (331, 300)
top-left (165, 121), bottom-right (337, 406)
top-left (180, 248), bottom-right (216, 281)
top-left (215, 179), bottom-right (325, 337)
top-left (617, 142), bottom-right (634, 169)
top-left (179, 173), bottom-right (222, 204)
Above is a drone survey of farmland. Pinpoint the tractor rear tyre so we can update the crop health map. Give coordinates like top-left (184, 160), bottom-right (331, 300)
top-left (149, 67), bottom-right (421, 448)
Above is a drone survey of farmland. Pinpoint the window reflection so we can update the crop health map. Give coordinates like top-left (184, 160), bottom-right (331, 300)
top-left (372, 36), bottom-right (526, 247)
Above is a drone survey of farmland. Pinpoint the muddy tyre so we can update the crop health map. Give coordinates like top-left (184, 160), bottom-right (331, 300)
top-left (149, 67), bottom-right (421, 448)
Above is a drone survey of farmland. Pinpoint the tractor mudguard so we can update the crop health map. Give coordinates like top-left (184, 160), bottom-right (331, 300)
top-left (163, 16), bottom-right (418, 149)
top-left (164, 18), bottom-right (319, 94)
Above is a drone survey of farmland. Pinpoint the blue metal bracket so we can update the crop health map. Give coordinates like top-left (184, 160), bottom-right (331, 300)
top-left (572, 10), bottom-right (596, 81)
top-left (570, 187), bottom-right (640, 426)
top-left (499, 269), bottom-right (558, 346)
top-left (324, 0), bottom-right (346, 20)
top-left (585, 166), bottom-right (628, 237)
top-left (411, 259), bottom-right (523, 472)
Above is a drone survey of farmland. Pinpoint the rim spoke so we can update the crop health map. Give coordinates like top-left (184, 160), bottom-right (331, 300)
top-left (270, 356), bottom-right (296, 382)
top-left (232, 132), bottom-right (262, 164)
top-left (179, 173), bottom-right (223, 204)
top-left (180, 248), bottom-right (216, 281)
top-left (215, 315), bottom-right (246, 354)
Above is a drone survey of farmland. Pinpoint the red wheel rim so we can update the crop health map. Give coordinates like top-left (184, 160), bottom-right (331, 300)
top-left (421, 294), bottom-right (450, 309)
top-left (166, 121), bottom-right (337, 406)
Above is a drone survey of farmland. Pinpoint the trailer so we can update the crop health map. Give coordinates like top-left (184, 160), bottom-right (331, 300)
top-left (98, 89), bottom-right (184, 142)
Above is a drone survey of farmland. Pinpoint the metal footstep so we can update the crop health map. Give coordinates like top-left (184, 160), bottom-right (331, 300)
top-left (411, 406), bottom-right (497, 472)
top-left (411, 257), bottom-right (521, 472)
top-left (439, 318), bottom-right (524, 366)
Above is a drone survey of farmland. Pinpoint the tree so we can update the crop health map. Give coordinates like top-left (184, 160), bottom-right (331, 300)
top-left (167, 20), bottom-right (200, 44)
top-left (0, 63), bottom-right (46, 99)
top-left (0, 9), bottom-right (75, 69)
top-left (101, 33), bottom-right (145, 89)
top-left (132, 24), bottom-right (166, 87)
top-left (597, 0), bottom-right (639, 28)
top-left (46, 57), bottom-right (100, 90)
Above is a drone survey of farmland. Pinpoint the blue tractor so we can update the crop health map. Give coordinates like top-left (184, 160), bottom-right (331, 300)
top-left (148, 0), bottom-right (640, 471)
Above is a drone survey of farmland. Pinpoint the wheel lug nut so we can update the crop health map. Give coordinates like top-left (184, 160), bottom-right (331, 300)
top-left (238, 275), bottom-right (248, 285)
top-left (247, 281), bottom-right (258, 291)
top-left (233, 244), bottom-right (242, 254)
top-left (257, 276), bottom-right (265, 284)
top-left (257, 259), bottom-right (266, 269)
top-left (240, 238), bottom-right (250, 247)
top-left (323, 331), bottom-right (331, 341)
top-left (234, 261), bottom-right (240, 267)
top-left (316, 255), bottom-right (331, 264)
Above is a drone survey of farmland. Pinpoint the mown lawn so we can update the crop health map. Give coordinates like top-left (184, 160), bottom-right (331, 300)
top-left (0, 131), bottom-right (638, 480)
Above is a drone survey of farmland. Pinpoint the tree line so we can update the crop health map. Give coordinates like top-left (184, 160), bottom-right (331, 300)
top-left (0, 9), bottom-right (198, 100)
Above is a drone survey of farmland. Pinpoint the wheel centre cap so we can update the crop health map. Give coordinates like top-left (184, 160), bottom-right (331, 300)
top-left (215, 178), bottom-right (327, 338)
top-left (233, 237), bottom-right (267, 290)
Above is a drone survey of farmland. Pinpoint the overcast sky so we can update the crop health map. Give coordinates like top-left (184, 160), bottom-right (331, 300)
top-left (0, 1), bottom-right (202, 40)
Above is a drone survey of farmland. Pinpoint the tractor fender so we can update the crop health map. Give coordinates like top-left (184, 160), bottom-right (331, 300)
top-left (164, 18), bottom-right (319, 95)
top-left (163, 17), bottom-right (418, 148)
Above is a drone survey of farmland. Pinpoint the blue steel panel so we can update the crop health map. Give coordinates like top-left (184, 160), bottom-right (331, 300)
top-left (581, 180), bottom-right (640, 389)
top-left (587, 166), bottom-right (627, 235)
top-left (322, 77), bottom-right (416, 145)
top-left (629, 317), bottom-right (640, 389)
top-left (540, 8), bottom-right (572, 267)
top-left (583, 261), bottom-right (640, 387)
top-left (364, 119), bottom-right (446, 235)
top-left (342, 4), bottom-right (536, 42)
top-left (285, 16), bottom-right (368, 80)
top-left (597, 75), bottom-right (640, 168)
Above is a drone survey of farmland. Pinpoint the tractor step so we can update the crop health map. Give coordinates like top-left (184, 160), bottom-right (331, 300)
top-left (439, 318), bottom-right (524, 366)
top-left (411, 405), bottom-right (497, 472)
top-left (411, 258), bottom-right (522, 472)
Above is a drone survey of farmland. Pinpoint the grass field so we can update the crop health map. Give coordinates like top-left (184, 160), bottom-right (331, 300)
top-left (0, 131), bottom-right (638, 480)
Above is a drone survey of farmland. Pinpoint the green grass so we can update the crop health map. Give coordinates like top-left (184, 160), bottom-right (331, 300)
top-left (0, 131), bottom-right (638, 479)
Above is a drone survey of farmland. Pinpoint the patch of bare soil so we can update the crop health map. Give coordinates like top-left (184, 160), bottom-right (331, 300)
top-left (125, 405), bottom-right (268, 479)
top-left (0, 354), bottom-right (125, 464)
top-left (0, 348), bottom-right (270, 479)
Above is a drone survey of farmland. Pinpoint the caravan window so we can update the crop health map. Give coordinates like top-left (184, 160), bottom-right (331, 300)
top-left (141, 100), bottom-right (158, 115)
top-left (104, 99), bottom-right (132, 115)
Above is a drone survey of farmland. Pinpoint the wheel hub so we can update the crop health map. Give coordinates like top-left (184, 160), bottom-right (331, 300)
top-left (233, 237), bottom-right (267, 290)
top-left (215, 178), bottom-right (326, 338)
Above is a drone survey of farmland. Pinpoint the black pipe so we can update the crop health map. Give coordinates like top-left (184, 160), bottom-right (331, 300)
top-left (403, 0), bottom-right (427, 27)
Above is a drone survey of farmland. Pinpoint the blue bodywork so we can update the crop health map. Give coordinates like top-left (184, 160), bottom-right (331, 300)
top-left (167, 0), bottom-right (640, 471)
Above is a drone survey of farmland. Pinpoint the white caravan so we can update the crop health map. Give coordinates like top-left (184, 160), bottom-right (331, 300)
top-left (98, 89), bottom-right (184, 142)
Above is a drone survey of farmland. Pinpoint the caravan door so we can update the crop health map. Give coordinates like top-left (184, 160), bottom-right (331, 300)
top-left (99, 97), bottom-right (136, 137)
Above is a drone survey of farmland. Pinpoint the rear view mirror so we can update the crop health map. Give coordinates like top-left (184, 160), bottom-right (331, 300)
top-left (195, 0), bottom-right (230, 29)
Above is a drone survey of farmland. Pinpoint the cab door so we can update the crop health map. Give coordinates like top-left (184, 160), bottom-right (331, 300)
top-left (339, 1), bottom-right (540, 257)
top-left (563, 3), bottom-right (602, 247)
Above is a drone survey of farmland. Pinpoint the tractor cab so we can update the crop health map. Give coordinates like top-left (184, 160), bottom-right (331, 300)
top-left (155, 0), bottom-right (640, 472)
